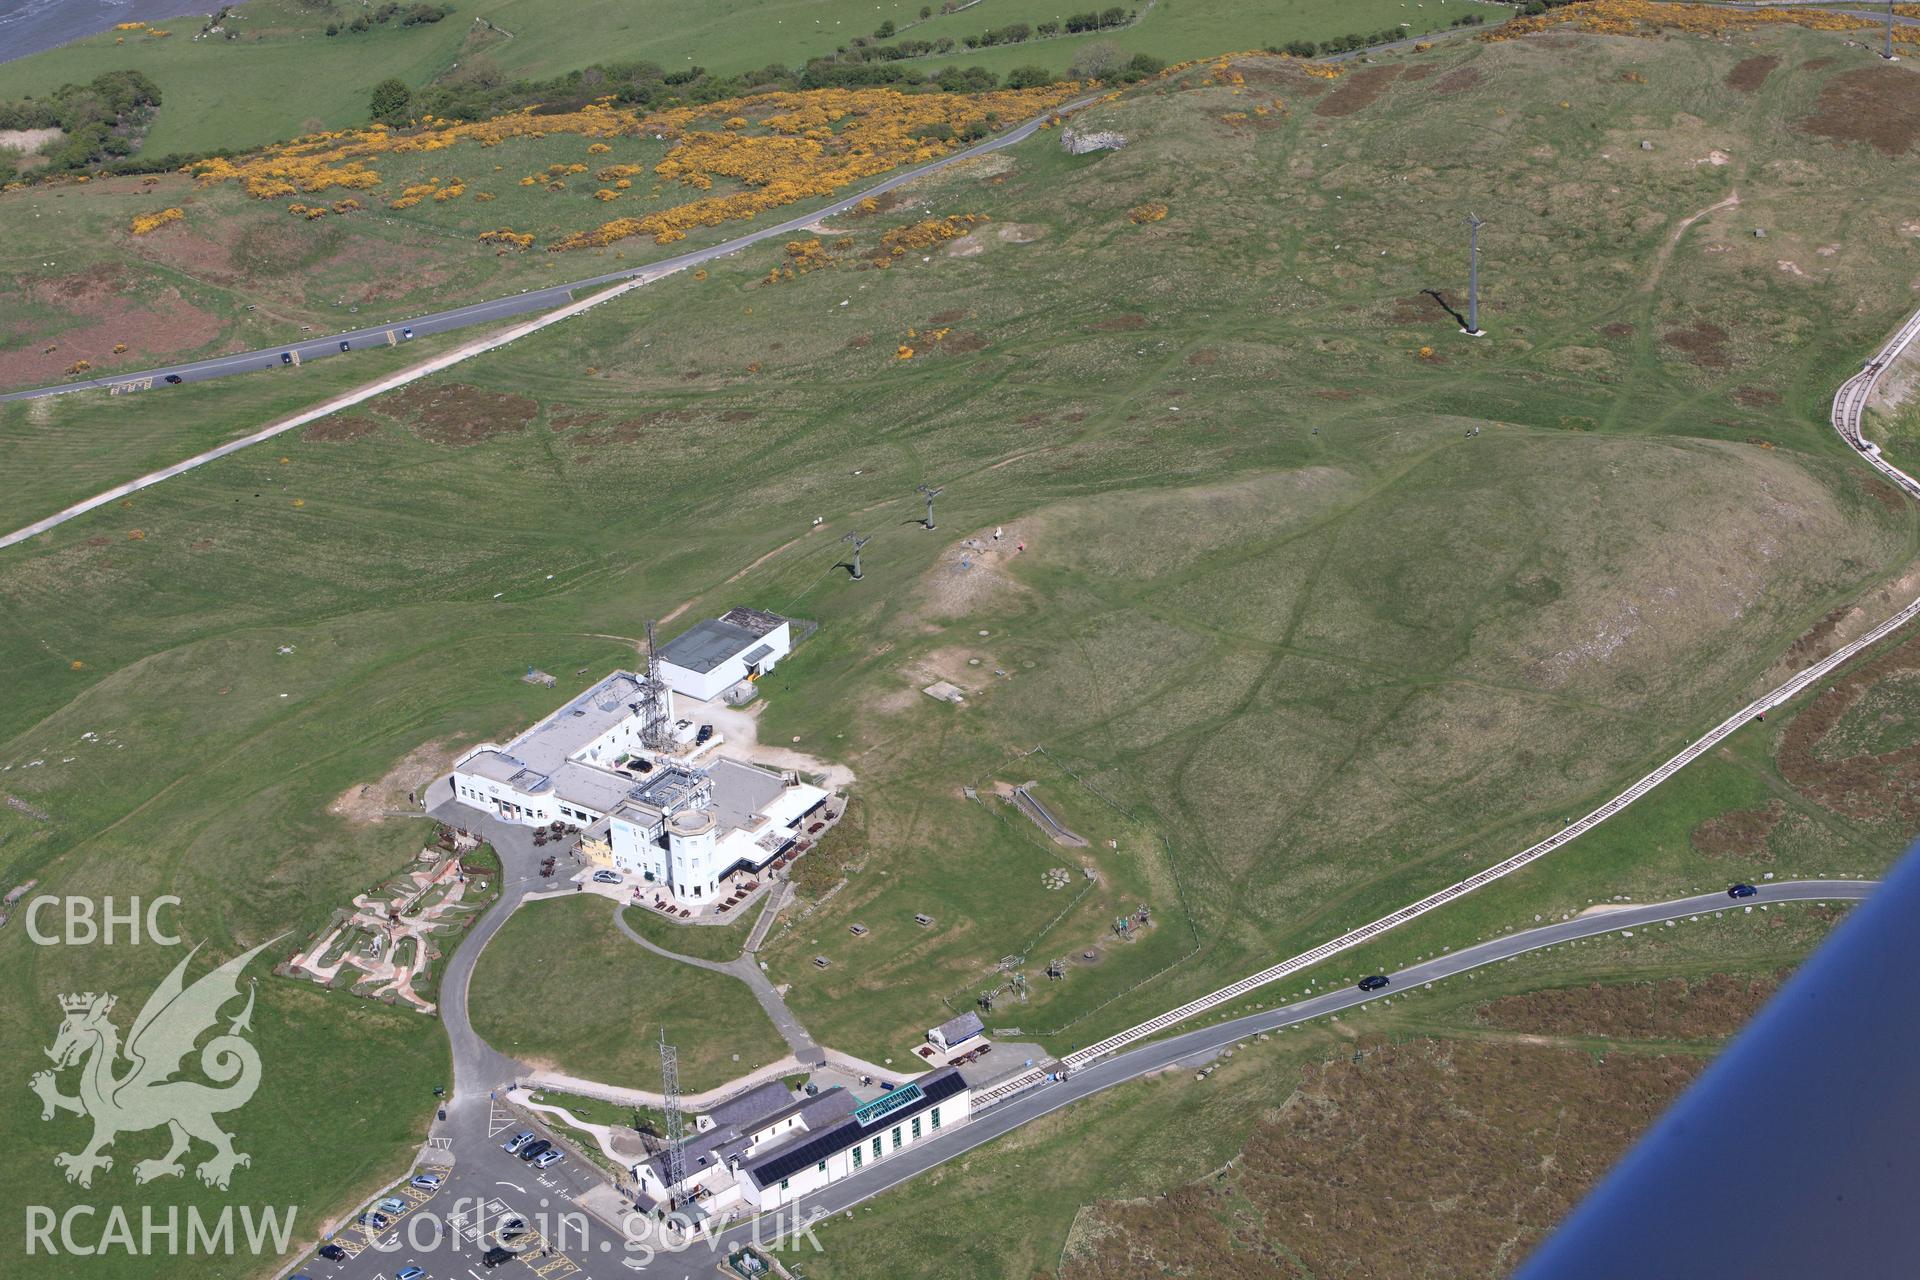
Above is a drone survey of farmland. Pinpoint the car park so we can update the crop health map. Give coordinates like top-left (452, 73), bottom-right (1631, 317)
top-left (533, 1149), bottom-right (563, 1169)
top-left (502, 1130), bottom-right (532, 1153)
top-left (1728, 883), bottom-right (1758, 899)
top-left (410, 1173), bottom-right (442, 1190)
top-left (1357, 975), bottom-right (1390, 992)
top-left (518, 1139), bottom-right (552, 1161)
top-left (318, 1244), bottom-right (347, 1261)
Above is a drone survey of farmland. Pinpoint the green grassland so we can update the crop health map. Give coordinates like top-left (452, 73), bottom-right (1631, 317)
top-left (618, 902), bottom-right (753, 962)
top-left (0, 0), bottom-right (1478, 157)
top-left (787, 903), bottom-right (1841, 1280)
top-left (469, 894), bottom-right (788, 1091)
top-left (2, 22), bottom-right (1919, 1278)
top-left (0, 327), bottom-right (483, 528)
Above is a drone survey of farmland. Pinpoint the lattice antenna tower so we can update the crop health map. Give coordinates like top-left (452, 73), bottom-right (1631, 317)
top-left (641, 620), bottom-right (671, 751)
top-left (659, 1026), bottom-right (686, 1203)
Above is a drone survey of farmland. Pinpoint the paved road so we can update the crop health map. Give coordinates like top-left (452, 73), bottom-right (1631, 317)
top-left (1, 10), bottom-right (1522, 408)
top-left (611, 909), bottom-right (823, 1065)
top-left (292, 294), bottom-right (1920, 1280)
top-left (0, 95), bottom-right (1094, 406)
top-left (308, 879), bottom-right (1874, 1280)
top-left (964, 297), bottom-right (1920, 1106)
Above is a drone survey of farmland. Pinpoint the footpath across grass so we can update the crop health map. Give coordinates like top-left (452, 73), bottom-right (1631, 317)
top-left (470, 895), bottom-right (787, 1093)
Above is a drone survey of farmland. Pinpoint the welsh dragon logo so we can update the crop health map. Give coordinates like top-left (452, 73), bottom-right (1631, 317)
top-left (30, 938), bottom-right (280, 1191)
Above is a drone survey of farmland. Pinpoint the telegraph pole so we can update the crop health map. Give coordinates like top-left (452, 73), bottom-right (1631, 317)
top-left (916, 484), bottom-right (944, 530)
top-left (1463, 213), bottom-right (1487, 336)
top-left (844, 532), bottom-right (871, 580)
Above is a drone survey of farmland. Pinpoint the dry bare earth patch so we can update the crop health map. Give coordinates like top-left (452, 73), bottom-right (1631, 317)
top-left (1798, 65), bottom-right (1920, 157)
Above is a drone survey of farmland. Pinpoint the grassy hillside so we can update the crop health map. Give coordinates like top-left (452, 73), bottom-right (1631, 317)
top-left (793, 901), bottom-right (1844, 1280)
top-left (0, 81), bottom-right (1078, 396)
top-left (469, 894), bottom-right (788, 1091)
top-left (3, 15), bottom-right (1919, 1277)
top-left (0, 0), bottom-right (1478, 157)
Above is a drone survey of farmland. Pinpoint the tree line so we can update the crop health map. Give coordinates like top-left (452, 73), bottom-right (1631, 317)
top-left (0, 70), bottom-right (162, 183)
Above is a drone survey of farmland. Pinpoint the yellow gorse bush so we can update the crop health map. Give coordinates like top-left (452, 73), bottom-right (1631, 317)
top-left (1487, 0), bottom-right (1886, 41)
top-left (129, 207), bottom-right (184, 235)
top-left (188, 85), bottom-right (1080, 252)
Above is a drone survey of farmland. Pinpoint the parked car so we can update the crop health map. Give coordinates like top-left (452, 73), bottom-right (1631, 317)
top-left (317, 1243), bottom-right (347, 1260)
top-left (357, 1211), bottom-right (389, 1230)
top-left (533, 1149), bottom-right (563, 1169)
top-left (518, 1139), bottom-right (552, 1162)
top-left (377, 1196), bottom-right (407, 1214)
top-left (696, 724), bottom-right (714, 744)
top-left (502, 1130), bottom-right (533, 1153)
top-left (410, 1173), bottom-right (442, 1190)
top-left (1357, 975), bottom-right (1390, 992)
top-left (592, 869), bottom-right (621, 884)
top-left (396, 1269), bottom-right (424, 1280)
top-left (163, 373), bottom-right (183, 384)
top-left (1728, 883), bottom-right (1758, 899)
top-left (483, 1245), bottom-right (514, 1268)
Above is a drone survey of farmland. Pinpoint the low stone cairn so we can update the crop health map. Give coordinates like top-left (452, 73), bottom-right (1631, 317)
top-left (1061, 127), bottom-right (1129, 155)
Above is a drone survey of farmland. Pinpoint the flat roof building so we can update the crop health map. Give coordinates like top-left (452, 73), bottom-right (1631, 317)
top-left (449, 666), bottom-right (828, 900)
top-left (658, 609), bottom-right (793, 702)
top-left (633, 1068), bottom-right (973, 1225)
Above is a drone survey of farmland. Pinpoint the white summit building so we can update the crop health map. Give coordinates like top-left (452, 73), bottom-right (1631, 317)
top-left (449, 624), bottom-right (828, 901)
top-left (657, 606), bottom-right (792, 702)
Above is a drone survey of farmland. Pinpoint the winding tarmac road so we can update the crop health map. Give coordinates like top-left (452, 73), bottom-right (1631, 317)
top-left (0, 94), bottom-right (1093, 408)
top-left (314, 879), bottom-right (1874, 1280)
top-left (304, 295), bottom-right (1920, 1280)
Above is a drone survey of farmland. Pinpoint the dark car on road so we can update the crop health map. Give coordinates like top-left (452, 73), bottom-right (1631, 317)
top-left (163, 373), bottom-right (183, 384)
top-left (1357, 975), bottom-right (1390, 992)
top-left (1728, 883), bottom-right (1758, 899)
